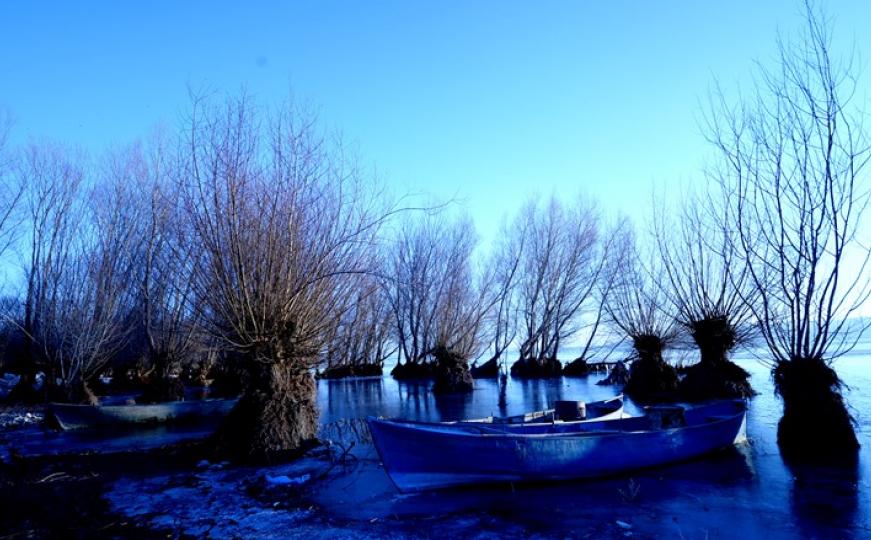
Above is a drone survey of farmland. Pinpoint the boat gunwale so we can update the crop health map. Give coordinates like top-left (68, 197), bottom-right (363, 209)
top-left (387, 395), bottom-right (626, 429)
top-left (368, 400), bottom-right (747, 441)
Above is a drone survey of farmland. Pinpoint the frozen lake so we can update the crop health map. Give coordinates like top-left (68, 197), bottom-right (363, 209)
top-left (3, 350), bottom-right (870, 538)
top-left (313, 350), bottom-right (871, 538)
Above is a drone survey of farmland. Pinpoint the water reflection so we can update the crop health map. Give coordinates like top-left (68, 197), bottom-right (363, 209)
top-left (432, 390), bottom-right (472, 421)
top-left (317, 371), bottom-right (647, 425)
top-left (515, 377), bottom-right (565, 412)
top-left (320, 377), bottom-right (385, 422)
top-left (785, 453), bottom-right (861, 538)
top-left (396, 382), bottom-right (434, 420)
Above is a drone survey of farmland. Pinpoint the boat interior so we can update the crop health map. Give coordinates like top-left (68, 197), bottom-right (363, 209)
top-left (406, 400), bottom-right (746, 436)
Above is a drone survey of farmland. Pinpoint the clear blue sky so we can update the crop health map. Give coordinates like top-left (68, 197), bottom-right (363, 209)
top-left (2, 1), bottom-right (871, 243)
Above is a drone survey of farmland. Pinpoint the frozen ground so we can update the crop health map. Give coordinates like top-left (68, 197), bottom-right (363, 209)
top-left (0, 406), bottom-right (43, 429)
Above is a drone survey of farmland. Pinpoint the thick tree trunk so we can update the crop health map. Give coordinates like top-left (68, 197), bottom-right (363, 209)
top-left (9, 338), bottom-right (42, 403)
top-left (50, 378), bottom-right (99, 405)
top-left (624, 335), bottom-right (678, 403)
top-left (214, 361), bottom-right (318, 462)
top-left (139, 353), bottom-right (186, 403)
top-left (8, 372), bottom-right (40, 404)
top-left (691, 317), bottom-right (736, 367)
top-left (470, 355), bottom-right (500, 378)
top-left (509, 356), bottom-right (562, 378)
top-left (431, 346), bottom-right (474, 394)
top-left (562, 357), bottom-right (590, 377)
top-left (597, 360), bottom-right (630, 386)
top-left (679, 317), bottom-right (754, 401)
top-left (391, 359), bottom-right (436, 380)
top-left (774, 357), bottom-right (858, 459)
top-left (139, 374), bottom-right (185, 403)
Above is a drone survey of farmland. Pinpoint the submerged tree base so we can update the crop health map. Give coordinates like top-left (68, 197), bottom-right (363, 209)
top-left (510, 358), bottom-right (562, 378)
top-left (470, 357), bottom-right (499, 378)
top-left (596, 361), bottom-right (630, 386)
top-left (138, 376), bottom-right (186, 404)
top-left (214, 362), bottom-right (318, 463)
top-left (562, 358), bottom-right (590, 377)
top-left (7, 375), bottom-right (41, 404)
top-left (390, 361), bottom-right (436, 380)
top-left (774, 358), bottom-right (859, 460)
top-left (624, 358), bottom-right (678, 403)
top-left (679, 361), bottom-right (754, 401)
top-left (318, 364), bottom-right (383, 379)
top-left (431, 346), bottom-right (474, 394)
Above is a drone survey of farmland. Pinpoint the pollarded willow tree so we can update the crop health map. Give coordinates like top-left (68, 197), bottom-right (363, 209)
top-left (707, 3), bottom-right (870, 456)
top-left (384, 211), bottom-right (491, 392)
top-left (605, 222), bottom-right (679, 403)
top-left (17, 144), bottom-right (140, 403)
top-left (320, 273), bottom-right (393, 378)
top-left (474, 216), bottom-right (527, 378)
top-left (182, 94), bottom-right (392, 460)
top-left (510, 195), bottom-right (604, 377)
top-left (654, 190), bottom-right (756, 400)
top-left (110, 140), bottom-right (204, 403)
top-left (14, 143), bottom-right (86, 401)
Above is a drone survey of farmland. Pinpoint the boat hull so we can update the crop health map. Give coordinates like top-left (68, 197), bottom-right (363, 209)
top-left (369, 400), bottom-right (747, 492)
top-left (48, 398), bottom-right (239, 431)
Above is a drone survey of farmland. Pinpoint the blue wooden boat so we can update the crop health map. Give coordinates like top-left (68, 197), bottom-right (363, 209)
top-left (47, 398), bottom-right (239, 431)
top-left (368, 400), bottom-right (747, 492)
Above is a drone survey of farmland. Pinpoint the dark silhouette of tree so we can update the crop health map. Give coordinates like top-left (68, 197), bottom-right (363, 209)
top-left (111, 139), bottom-right (204, 402)
top-left (605, 222), bottom-right (679, 403)
top-left (384, 210), bottom-right (490, 390)
top-left (706, 2), bottom-right (870, 456)
top-left (654, 190), bottom-right (756, 400)
top-left (15, 144), bottom-right (139, 403)
top-left (474, 216), bottom-right (526, 378)
top-left (320, 273), bottom-right (393, 378)
top-left (509, 195), bottom-right (604, 377)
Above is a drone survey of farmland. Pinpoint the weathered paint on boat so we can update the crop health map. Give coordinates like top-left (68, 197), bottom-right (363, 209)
top-left (456, 395), bottom-right (625, 425)
top-left (368, 400), bottom-right (747, 492)
top-left (48, 398), bottom-right (239, 431)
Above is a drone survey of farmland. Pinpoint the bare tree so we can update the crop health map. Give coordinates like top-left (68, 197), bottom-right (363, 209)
top-left (706, 2), bottom-right (870, 455)
top-left (15, 144), bottom-right (139, 402)
top-left (107, 139), bottom-right (203, 402)
top-left (14, 143), bottom-right (86, 401)
top-left (385, 210), bottom-right (491, 385)
top-left (474, 217), bottom-right (526, 377)
top-left (510, 195), bottom-right (603, 377)
top-left (0, 111), bottom-right (23, 378)
top-left (605, 222), bottom-right (679, 402)
top-left (49, 181), bottom-right (139, 403)
top-left (653, 189), bottom-right (756, 399)
top-left (320, 273), bottom-right (393, 378)
top-left (0, 109), bottom-right (22, 262)
top-left (564, 217), bottom-right (637, 375)
top-left (181, 94), bottom-right (392, 459)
